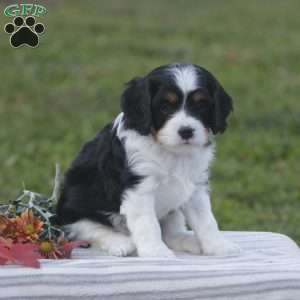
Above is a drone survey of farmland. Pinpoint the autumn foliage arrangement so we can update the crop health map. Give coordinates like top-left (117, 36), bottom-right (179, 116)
top-left (0, 166), bottom-right (88, 268)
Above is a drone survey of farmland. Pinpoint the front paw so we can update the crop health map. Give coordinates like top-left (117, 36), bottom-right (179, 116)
top-left (202, 238), bottom-right (241, 256)
top-left (93, 234), bottom-right (136, 257)
top-left (164, 233), bottom-right (201, 255)
top-left (138, 243), bottom-right (175, 258)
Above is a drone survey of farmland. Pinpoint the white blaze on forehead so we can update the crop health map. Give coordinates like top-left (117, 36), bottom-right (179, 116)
top-left (171, 65), bottom-right (198, 96)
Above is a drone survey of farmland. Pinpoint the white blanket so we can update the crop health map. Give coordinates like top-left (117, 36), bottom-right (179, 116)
top-left (1, 231), bottom-right (300, 300)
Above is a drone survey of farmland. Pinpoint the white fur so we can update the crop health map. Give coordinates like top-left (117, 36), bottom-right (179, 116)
top-left (117, 121), bottom-right (217, 257)
top-left (170, 65), bottom-right (198, 97)
top-left (113, 112), bottom-right (124, 135)
top-left (116, 116), bottom-right (240, 257)
top-left (66, 219), bottom-right (135, 257)
top-left (118, 125), bottom-right (213, 216)
top-left (161, 210), bottom-right (202, 254)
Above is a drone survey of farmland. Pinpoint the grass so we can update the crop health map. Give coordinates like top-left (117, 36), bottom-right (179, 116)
top-left (0, 0), bottom-right (299, 242)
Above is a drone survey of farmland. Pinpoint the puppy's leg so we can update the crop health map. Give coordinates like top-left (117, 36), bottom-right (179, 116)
top-left (67, 219), bottom-right (135, 257)
top-left (121, 182), bottom-right (174, 258)
top-left (182, 188), bottom-right (241, 256)
top-left (161, 210), bottom-right (201, 254)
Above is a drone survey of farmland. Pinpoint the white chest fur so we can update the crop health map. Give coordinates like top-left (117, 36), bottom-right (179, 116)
top-left (118, 127), bottom-right (214, 219)
top-left (153, 163), bottom-right (197, 218)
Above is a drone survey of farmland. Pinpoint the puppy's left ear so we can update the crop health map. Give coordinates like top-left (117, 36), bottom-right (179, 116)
top-left (121, 77), bottom-right (152, 135)
top-left (211, 81), bottom-right (233, 135)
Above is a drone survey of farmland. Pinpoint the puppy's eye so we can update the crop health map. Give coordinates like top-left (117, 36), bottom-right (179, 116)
top-left (164, 92), bottom-right (178, 104)
top-left (192, 91), bottom-right (207, 103)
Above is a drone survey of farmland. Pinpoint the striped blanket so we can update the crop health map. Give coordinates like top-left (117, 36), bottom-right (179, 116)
top-left (1, 231), bottom-right (300, 300)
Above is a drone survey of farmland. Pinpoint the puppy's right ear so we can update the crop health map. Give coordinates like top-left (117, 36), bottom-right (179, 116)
top-left (121, 77), bottom-right (152, 135)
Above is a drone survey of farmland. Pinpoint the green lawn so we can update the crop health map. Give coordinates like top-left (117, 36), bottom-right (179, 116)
top-left (1, 1), bottom-right (299, 242)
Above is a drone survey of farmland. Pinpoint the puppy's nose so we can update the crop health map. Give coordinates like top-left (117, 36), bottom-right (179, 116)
top-left (178, 126), bottom-right (195, 140)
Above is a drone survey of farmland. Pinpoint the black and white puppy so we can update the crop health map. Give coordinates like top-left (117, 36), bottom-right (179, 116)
top-left (57, 63), bottom-right (240, 257)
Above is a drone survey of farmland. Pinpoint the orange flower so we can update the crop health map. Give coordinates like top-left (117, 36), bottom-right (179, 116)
top-left (11, 209), bottom-right (44, 243)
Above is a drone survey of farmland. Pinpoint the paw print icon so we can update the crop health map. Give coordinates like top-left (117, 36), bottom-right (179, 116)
top-left (4, 16), bottom-right (45, 48)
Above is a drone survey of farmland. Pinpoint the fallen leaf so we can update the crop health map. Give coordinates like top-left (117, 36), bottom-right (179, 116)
top-left (0, 240), bottom-right (42, 268)
top-left (10, 243), bottom-right (41, 268)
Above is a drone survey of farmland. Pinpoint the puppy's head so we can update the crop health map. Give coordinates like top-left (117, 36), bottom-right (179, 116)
top-left (121, 63), bottom-right (233, 149)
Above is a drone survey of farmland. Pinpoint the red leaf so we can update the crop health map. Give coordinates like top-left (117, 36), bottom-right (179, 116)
top-left (0, 243), bottom-right (15, 262)
top-left (10, 243), bottom-right (42, 268)
top-left (0, 242), bottom-right (42, 268)
top-left (62, 240), bottom-right (89, 258)
top-left (0, 257), bottom-right (8, 265)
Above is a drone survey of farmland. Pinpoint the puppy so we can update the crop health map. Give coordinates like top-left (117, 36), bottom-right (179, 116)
top-left (56, 63), bottom-right (240, 257)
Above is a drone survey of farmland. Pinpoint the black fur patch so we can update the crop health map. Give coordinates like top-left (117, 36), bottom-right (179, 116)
top-left (56, 123), bottom-right (142, 226)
